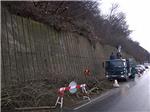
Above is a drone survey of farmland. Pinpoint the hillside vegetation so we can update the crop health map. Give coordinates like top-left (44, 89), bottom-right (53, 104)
top-left (3, 1), bottom-right (150, 62)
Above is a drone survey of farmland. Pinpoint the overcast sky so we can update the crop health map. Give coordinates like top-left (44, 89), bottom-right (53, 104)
top-left (99, 0), bottom-right (150, 52)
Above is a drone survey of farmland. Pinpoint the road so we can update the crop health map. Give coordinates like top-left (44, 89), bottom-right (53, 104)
top-left (66, 70), bottom-right (150, 112)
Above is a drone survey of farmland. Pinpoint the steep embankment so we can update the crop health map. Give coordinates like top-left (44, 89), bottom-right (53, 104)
top-left (1, 1), bottom-right (149, 111)
top-left (1, 2), bottom-right (135, 88)
top-left (1, 5), bottom-right (134, 88)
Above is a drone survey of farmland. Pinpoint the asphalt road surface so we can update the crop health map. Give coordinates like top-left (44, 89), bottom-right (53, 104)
top-left (68, 70), bottom-right (150, 112)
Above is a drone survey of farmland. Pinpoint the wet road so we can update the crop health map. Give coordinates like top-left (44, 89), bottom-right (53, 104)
top-left (71, 70), bottom-right (150, 112)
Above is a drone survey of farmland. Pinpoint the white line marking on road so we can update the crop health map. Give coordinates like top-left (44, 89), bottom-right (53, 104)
top-left (73, 89), bottom-right (116, 110)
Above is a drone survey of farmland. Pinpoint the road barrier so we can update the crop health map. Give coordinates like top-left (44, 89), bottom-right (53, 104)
top-left (54, 83), bottom-right (90, 108)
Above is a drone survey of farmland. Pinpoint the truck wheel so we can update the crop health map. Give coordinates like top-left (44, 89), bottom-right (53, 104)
top-left (108, 78), bottom-right (113, 81)
top-left (125, 76), bottom-right (129, 81)
top-left (129, 75), bottom-right (135, 79)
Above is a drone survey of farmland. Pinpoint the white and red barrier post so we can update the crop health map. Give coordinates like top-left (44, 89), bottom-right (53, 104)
top-left (54, 84), bottom-right (90, 108)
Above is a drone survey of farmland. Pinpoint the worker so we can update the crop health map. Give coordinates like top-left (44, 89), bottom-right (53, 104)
top-left (110, 52), bottom-right (116, 60)
top-left (116, 52), bottom-right (122, 59)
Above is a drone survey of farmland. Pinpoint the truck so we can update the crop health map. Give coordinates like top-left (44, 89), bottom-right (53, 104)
top-left (103, 45), bottom-right (137, 81)
top-left (104, 58), bottom-right (136, 81)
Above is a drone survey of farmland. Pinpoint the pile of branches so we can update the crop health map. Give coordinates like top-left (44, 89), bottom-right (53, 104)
top-left (1, 81), bottom-right (56, 112)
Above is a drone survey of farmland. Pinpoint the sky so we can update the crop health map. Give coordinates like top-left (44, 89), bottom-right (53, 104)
top-left (99, 0), bottom-right (150, 52)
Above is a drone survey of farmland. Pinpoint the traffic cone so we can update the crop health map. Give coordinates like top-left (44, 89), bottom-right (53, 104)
top-left (113, 80), bottom-right (120, 87)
